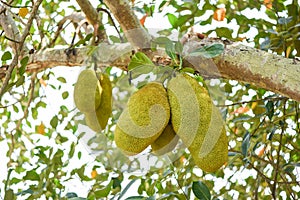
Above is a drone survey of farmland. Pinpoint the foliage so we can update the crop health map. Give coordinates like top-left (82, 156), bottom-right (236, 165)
top-left (0, 0), bottom-right (299, 200)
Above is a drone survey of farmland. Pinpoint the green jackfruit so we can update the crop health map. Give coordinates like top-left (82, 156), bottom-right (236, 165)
top-left (74, 69), bottom-right (102, 113)
top-left (151, 123), bottom-right (179, 156)
top-left (114, 82), bottom-right (170, 155)
top-left (167, 73), bottom-right (228, 172)
top-left (85, 73), bottom-right (112, 132)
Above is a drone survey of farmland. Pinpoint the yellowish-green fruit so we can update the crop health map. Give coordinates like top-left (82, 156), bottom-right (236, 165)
top-left (167, 74), bottom-right (228, 172)
top-left (151, 123), bottom-right (179, 156)
top-left (114, 82), bottom-right (170, 155)
top-left (74, 69), bottom-right (102, 113)
top-left (85, 73), bottom-right (112, 132)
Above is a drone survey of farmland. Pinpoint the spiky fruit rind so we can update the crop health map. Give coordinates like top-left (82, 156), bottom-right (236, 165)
top-left (114, 82), bottom-right (170, 155)
top-left (85, 73), bottom-right (112, 132)
top-left (167, 73), bottom-right (228, 172)
top-left (151, 123), bottom-right (179, 156)
top-left (74, 69), bottom-right (102, 113)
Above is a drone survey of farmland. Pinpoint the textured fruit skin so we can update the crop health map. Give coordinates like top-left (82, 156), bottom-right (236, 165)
top-left (167, 74), bottom-right (228, 172)
top-left (74, 69), bottom-right (102, 113)
top-left (85, 73), bottom-right (112, 132)
top-left (114, 82), bottom-right (170, 155)
top-left (151, 123), bottom-right (179, 156)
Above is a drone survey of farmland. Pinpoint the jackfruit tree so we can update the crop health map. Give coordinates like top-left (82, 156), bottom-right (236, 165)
top-left (0, 0), bottom-right (299, 199)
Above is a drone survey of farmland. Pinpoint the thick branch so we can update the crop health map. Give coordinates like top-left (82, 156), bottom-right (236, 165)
top-left (182, 38), bottom-right (300, 102)
top-left (103, 0), bottom-right (151, 48)
top-left (2, 40), bottom-right (300, 102)
top-left (75, 0), bottom-right (107, 42)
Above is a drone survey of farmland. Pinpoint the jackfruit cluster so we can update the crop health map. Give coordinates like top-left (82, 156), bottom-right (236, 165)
top-left (114, 73), bottom-right (228, 172)
top-left (74, 69), bottom-right (112, 132)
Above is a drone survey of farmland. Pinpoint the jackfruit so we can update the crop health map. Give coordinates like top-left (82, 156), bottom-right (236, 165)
top-left (114, 82), bottom-right (170, 155)
top-left (85, 73), bottom-right (112, 132)
top-left (151, 123), bottom-right (179, 156)
top-left (74, 69), bottom-right (102, 113)
top-left (167, 73), bottom-right (228, 172)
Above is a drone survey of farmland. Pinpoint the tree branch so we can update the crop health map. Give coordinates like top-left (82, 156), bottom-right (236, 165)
top-left (75, 0), bottom-right (107, 43)
top-left (103, 0), bottom-right (151, 48)
top-left (0, 0), bottom-right (43, 99)
top-left (1, 39), bottom-right (300, 102)
top-left (182, 38), bottom-right (300, 102)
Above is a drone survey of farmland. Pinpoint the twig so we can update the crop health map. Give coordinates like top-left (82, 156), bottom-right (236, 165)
top-left (295, 101), bottom-right (299, 133)
top-left (97, 7), bottom-right (124, 42)
top-left (47, 13), bottom-right (89, 48)
top-left (75, 0), bottom-right (107, 42)
top-left (271, 99), bottom-right (287, 199)
top-left (0, 0), bottom-right (43, 99)
top-left (216, 96), bottom-right (288, 107)
top-left (247, 161), bottom-right (272, 185)
top-left (0, 0), bottom-right (32, 8)
top-left (169, 163), bottom-right (189, 199)
top-left (279, 173), bottom-right (297, 200)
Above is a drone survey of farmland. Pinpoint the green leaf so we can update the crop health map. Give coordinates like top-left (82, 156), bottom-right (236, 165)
top-left (66, 192), bottom-right (78, 198)
top-left (73, 165), bottom-right (91, 181)
top-left (69, 142), bottom-right (76, 158)
top-left (23, 170), bottom-right (40, 181)
top-left (175, 41), bottom-right (183, 54)
top-left (57, 77), bottom-right (66, 83)
top-left (15, 76), bottom-right (25, 87)
top-left (94, 180), bottom-right (113, 198)
top-left (189, 44), bottom-right (224, 58)
top-left (36, 101), bottom-right (47, 108)
top-left (19, 56), bottom-right (29, 75)
top-left (50, 115), bottom-right (58, 128)
top-left (153, 37), bottom-right (173, 45)
top-left (165, 42), bottom-right (176, 59)
top-left (4, 189), bottom-right (15, 200)
top-left (128, 52), bottom-right (154, 71)
top-left (215, 27), bottom-right (233, 39)
top-left (74, 33), bottom-right (93, 47)
top-left (167, 13), bottom-right (177, 28)
top-left (241, 132), bottom-right (251, 157)
top-left (10, 177), bottom-right (21, 184)
top-left (265, 101), bottom-right (274, 120)
top-left (192, 181), bottom-right (211, 200)
top-left (1, 51), bottom-right (12, 61)
top-left (62, 91), bottom-right (69, 99)
top-left (31, 107), bottom-right (38, 120)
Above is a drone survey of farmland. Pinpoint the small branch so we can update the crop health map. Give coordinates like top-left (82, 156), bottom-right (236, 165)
top-left (47, 12), bottom-right (92, 48)
top-left (97, 7), bottom-right (123, 42)
top-left (217, 96), bottom-right (288, 107)
top-left (0, 0), bottom-right (43, 99)
top-left (75, 0), bottom-right (107, 43)
top-left (103, 0), bottom-right (151, 48)
top-left (271, 99), bottom-right (286, 199)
